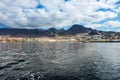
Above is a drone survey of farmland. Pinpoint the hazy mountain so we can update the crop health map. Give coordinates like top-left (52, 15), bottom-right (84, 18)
top-left (0, 24), bottom-right (119, 37)
top-left (66, 24), bottom-right (92, 35)
top-left (0, 28), bottom-right (49, 37)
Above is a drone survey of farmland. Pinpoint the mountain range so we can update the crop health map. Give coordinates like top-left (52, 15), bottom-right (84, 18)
top-left (0, 24), bottom-right (119, 37)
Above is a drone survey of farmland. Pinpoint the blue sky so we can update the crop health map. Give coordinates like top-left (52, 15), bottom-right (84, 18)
top-left (0, 0), bottom-right (120, 31)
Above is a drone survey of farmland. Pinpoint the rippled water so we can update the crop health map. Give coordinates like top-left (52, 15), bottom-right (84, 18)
top-left (0, 42), bottom-right (120, 80)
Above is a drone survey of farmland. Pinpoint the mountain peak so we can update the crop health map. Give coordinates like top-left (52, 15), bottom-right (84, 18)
top-left (67, 24), bottom-right (92, 35)
top-left (0, 24), bottom-right (119, 37)
top-left (69, 24), bottom-right (84, 30)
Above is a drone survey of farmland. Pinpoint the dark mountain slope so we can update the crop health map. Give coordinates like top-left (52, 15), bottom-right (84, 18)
top-left (0, 24), bottom-right (119, 37)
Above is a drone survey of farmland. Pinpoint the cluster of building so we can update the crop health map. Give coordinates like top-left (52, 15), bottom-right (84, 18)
top-left (76, 33), bottom-right (120, 42)
top-left (0, 33), bottom-right (120, 43)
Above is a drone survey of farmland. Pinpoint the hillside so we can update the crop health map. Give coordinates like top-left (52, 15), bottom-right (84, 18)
top-left (0, 24), bottom-right (119, 37)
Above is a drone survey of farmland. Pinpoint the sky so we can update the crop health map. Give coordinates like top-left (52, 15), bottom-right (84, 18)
top-left (0, 0), bottom-right (120, 31)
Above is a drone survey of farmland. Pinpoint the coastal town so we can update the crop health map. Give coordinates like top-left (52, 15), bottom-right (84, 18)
top-left (0, 33), bottom-right (120, 42)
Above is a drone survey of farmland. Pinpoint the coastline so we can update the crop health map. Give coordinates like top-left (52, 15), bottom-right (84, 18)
top-left (0, 36), bottom-right (120, 43)
top-left (1, 39), bottom-right (120, 43)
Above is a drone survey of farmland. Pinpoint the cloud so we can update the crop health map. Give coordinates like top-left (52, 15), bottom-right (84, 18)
top-left (103, 20), bottom-right (120, 28)
top-left (85, 20), bottom-right (120, 30)
top-left (0, 0), bottom-right (119, 29)
top-left (85, 24), bottom-right (102, 29)
top-left (83, 11), bottom-right (117, 24)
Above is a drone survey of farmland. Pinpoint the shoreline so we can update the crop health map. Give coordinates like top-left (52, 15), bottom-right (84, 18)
top-left (1, 40), bottom-right (120, 43)
top-left (0, 37), bottom-right (120, 43)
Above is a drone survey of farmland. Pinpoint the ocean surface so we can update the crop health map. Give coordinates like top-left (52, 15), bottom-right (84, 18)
top-left (0, 42), bottom-right (120, 80)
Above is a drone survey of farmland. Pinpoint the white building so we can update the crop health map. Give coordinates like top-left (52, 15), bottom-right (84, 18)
top-left (92, 35), bottom-right (104, 40)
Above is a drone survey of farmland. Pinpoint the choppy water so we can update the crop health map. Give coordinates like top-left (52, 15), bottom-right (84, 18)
top-left (0, 42), bottom-right (120, 80)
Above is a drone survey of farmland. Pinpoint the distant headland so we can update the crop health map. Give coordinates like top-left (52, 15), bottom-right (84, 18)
top-left (0, 24), bottom-right (120, 42)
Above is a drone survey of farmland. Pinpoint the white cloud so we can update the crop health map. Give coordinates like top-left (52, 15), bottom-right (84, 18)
top-left (0, 0), bottom-right (119, 29)
top-left (83, 11), bottom-right (117, 24)
top-left (85, 20), bottom-right (120, 30)
top-left (103, 20), bottom-right (120, 28)
top-left (85, 24), bottom-right (102, 29)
